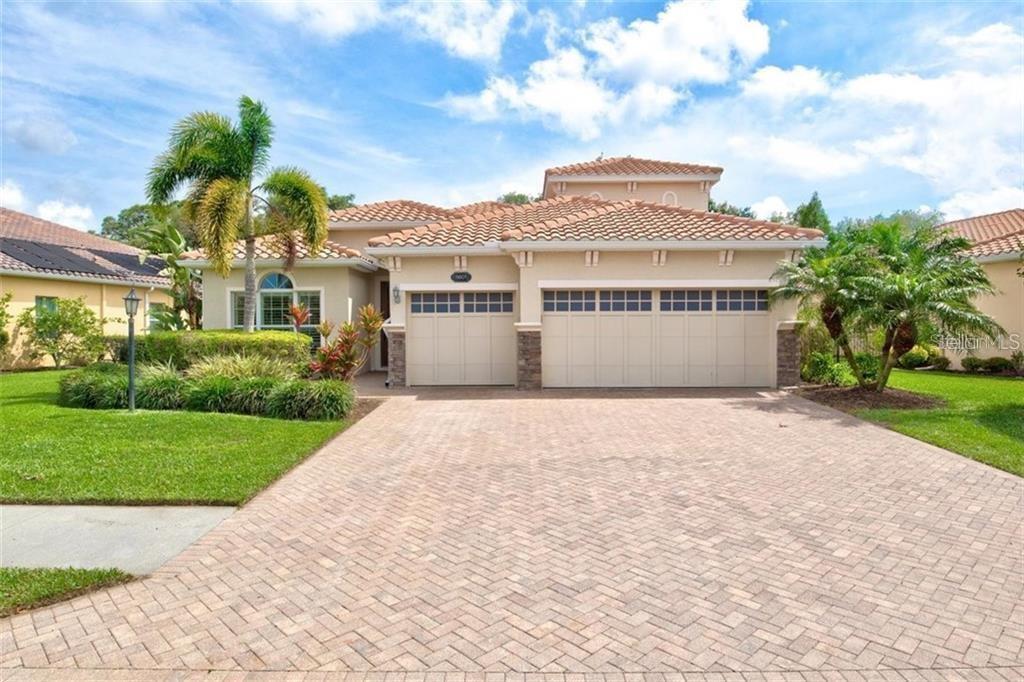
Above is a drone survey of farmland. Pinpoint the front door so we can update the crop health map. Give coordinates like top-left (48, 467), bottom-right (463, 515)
top-left (379, 280), bottom-right (390, 367)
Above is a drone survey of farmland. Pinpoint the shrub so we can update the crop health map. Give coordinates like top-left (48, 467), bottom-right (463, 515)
top-left (103, 335), bottom-right (129, 363)
top-left (185, 376), bottom-right (237, 413)
top-left (226, 376), bottom-right (281, 415)
top-left (1012, 350), bottom-right (1024, 373)
top-left (853, 352), bottom-right (880, 383)
top-left (136, 330), bottom-right (312, 368)
top-left (802, 351), bottom-right (856, 386)
top-left (899, 345), bottom-right (931, 369)
top-left (983, 356), bottom-right (1015, 373)
top-left (961, 357), bottom-right (985, 373)
top-left (58, 364), bottom-right (128, 409)
top-left (267, 380), bottom-right (355, 421)
top-left (187, 354), bottom-right (299, 381)
top-left (929, 356), bottom-right (951, 370)
top-left (137, 372), bottom-right (188, 410)
top-left (16, 297), bottom-right (105, 368)
top-left (309, 305), bottom-right (384, 380)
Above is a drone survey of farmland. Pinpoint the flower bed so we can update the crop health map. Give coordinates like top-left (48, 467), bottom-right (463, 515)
top-left (59, 362), bottom-right (354, 421)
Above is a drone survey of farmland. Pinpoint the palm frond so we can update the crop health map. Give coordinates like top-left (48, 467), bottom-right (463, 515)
top-left (238, 96), bottom-right (274, 177)
top-left (146, 112), bottom-right (235, 203)
top-left (258, 166), bottom-right (328, 251)
top-left (196, 178), bottom-right (248, 276)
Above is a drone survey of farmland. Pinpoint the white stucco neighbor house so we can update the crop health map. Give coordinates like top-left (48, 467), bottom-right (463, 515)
top-left (184, 157), bottom-right (826, 389)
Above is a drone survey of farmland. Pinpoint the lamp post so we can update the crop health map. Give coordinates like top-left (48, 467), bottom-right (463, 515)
top-left (123, 288), bottom-right (141, 412)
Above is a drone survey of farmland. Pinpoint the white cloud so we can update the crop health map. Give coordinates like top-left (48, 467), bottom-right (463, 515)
top-left (727, 135), bottom-right (867, 180)
top-left (0, 180), bottom-right (28, 211)
top-left (395, 1), bottom-right (520, 62)
top-left (254, 1), bottom-right (383, 39)
top-left (741, 65), bottom-right (830, 103)
top-left (751, 195), bottom-right (789, 220)
top-left (36, 200), bottom-right (95, 231)
top-left (939, 22), bottom-right (1024, 67)
top-left (6, 116), bottom-right (77, 154)
top-left (445, 48), bottom-right (681, 140)
top-left (582, 0), bottom-right (769, 86)
top-left (938, 186), bottom-right (1024, 221)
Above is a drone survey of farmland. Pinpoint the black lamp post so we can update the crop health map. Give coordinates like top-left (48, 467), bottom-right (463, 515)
top-left (123, 288), bottom-right (141, 411)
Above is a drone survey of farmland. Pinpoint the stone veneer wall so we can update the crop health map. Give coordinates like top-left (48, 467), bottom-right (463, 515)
top-left (776, 327), bottom-right (801, 387)
top-left (387, 330), bottom-right (406, 388)
top-left (516, 330), bottom-right (542, 390)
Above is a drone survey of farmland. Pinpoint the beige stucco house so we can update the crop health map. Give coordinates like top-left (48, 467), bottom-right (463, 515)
top-left (0, 207), bottom-right (173, 368)
top-left (940, 208), bottom-right (1023, 367)
top-left (187, 156), bottom-right (825, 388)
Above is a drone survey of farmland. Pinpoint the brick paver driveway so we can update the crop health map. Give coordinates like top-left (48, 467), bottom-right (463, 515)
top-left (2, 388), bottom-right (1022, 681)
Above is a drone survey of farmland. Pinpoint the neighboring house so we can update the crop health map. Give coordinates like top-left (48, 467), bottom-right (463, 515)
top-left (941, 208), bottom-right (1023, 367)
top-left (186, 156), bottom-right (825, 388)
top-left (0, 207), bottom-right (173, 368)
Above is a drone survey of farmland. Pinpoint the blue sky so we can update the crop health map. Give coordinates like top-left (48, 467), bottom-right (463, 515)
top-left (1, 0), bottom-right (1022, 231)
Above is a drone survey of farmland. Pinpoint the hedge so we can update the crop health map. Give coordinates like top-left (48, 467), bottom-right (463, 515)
top-left (59, 364), bottom-right (354, 421)
top-left (119, 330), bottom-right (313, 368)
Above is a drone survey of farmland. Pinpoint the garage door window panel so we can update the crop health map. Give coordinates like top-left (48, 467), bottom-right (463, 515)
top-left (716, 289), bottom-right (768, 312)
top-left (660, 289), bottom-right (713, 312)
top-left (544, 290), bottom-right (595, 312)
top-left (599, 290), bottom-right (652, 312)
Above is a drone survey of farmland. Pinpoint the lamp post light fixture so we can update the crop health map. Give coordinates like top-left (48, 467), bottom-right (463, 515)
top-left (123, 288), bottom-right (141, 412)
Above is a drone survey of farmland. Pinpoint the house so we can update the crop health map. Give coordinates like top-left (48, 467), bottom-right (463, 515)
top-left (0, 207), bottom-right (173, 368)
top-left (940, 208), bottom-right (1023, 367)
top-left (187, 156), bottom-right (825, 388)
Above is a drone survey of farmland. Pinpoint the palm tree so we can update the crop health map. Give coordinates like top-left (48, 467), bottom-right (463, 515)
top-left (853, 220), bottom-right (1003, 391)
top-left (147, 96), bottom-right (327, 332)
top-left (771, 231), bottom-right (870, 387)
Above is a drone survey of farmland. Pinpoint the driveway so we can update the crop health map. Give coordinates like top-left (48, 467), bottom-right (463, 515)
top-left (2, 389), bottom-right (1021, 681)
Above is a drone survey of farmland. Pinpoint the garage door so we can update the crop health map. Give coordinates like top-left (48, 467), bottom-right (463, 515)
top-left (541, 288), bottom-right (771, 387)
top-left (406, 291), bottom-right (516, 385)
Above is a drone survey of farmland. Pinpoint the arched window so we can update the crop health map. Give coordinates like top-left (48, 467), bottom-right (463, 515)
top-left (662, 191), bottom-right (678, 206)
top-left (259, 273), bottom-right (293, 290)
top-left (588, 191), bottom-right (603, 200)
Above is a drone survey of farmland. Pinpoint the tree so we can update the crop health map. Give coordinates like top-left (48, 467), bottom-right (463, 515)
top-left (792, 191), bottom-right (831, 232)
top-left (498, 191), bottom-right (538, 205)
top-left (0, 292), bottom-right (13, 357)
top-left (99, 202), bottom-right (196, 249)
top-left (142, 222), bottom-right (202, 329)
top-left (16, 297), bottom-right (105, 368)
top-left (147, 96), bottom-right (328, 332)
top-left (708, 199), bottom-right (754, 218)
top-left (324, 192), bottom-right (355, 211)
top-left (771, 231), bottom-right (871, 388)
top-left (852, 219), bottom-right (1002, 391)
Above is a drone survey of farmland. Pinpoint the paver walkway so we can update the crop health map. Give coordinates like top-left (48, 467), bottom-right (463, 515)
top-left (1, 389), bottom-right (1021, 682)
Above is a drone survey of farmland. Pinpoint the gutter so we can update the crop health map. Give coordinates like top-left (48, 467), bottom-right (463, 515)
top-left (365, 244), bottom-right (503, 257)
top-left (497, 239), bottom-right (827, 252)
top-left (974, 252), bottom-right (1022, 264)
top-left (0, 268), bottom-right (171, 289)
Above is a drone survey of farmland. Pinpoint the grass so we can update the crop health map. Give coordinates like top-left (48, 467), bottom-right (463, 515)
top-left (1, 567), bottom-right (131, 617)
top-left (0, 370), bottom-right (352, 505)
top-left (856, 369), bottom-right (1024, 476)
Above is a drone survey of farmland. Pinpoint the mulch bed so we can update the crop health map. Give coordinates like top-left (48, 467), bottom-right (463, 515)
top-left (797, 385), bottom-right (944, 412)
top-left (348, 398), bottom-right (383, 423)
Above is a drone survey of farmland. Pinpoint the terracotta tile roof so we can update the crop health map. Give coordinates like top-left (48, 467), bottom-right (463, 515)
top-left (941, 208), bottom-right (1024, 257)
top-left (368, 196), bottom-right (821, 248)
top-left (503, 200), bottom-right (823, 243)
top-left (544, 156), bottom-right (723, 178)
top-left (966, 229), bottom-right (1024, 258)
top-left (181, 232), bottom-right (375, 266)
top-left (0, 207), bottom-right (170, 286)
top-left (451, 200), bottom-right (508, 216)
top-left (328, 200), bottom-right (453, 223)
top-left (368, 196), bottom-right (606, 248)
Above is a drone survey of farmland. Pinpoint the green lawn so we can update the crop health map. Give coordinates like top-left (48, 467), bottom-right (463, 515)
top-left (1, 567), bottom-right (130, 617)
top-left (857, 370), bottom-right (1023, 476)
top-left (0, 370), bottom-right (351, 504)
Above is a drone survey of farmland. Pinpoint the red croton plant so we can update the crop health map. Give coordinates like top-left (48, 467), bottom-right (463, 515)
top-left (287, 303), bottom-right (311, 333)
top-left (309, 304), bottom-right (385, 381)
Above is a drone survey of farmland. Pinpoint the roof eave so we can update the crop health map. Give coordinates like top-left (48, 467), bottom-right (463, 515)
top-left (0, 267), bottom-right (171, 289)
top-left (498, 239), bottom-right (826, 252)
top-left (186, 257), bottom-right (379, 272)
top-left (365, 244), bottom-right (503, 257)
top-left (974, 251), bottom-right (1022, 263)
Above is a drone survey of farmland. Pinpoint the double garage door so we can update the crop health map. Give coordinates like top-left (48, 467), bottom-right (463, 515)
top-left (542, 288), bottom-right (772, 387)
top-left (405, 288), bottom-right (772, 387)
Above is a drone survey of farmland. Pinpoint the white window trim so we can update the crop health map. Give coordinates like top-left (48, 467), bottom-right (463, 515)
top-left (225, 283), bottom-right (326, 331)
top-left (588, 191), bottom-right (603, 200)
top-left (662, 191), bottom-right (678, 206)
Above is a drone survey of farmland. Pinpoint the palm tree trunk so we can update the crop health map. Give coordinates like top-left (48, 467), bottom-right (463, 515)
top-left (242, 197), bottom-right (257, 333)
top-left (838, 341), bottom-right (869, 388)
top-left (876, 327), bottom-right (896, 391)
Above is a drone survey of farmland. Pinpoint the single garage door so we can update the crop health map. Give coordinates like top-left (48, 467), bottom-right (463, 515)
top-left (541, 288), bottom-right (771, 387)
top-left (406, 291), bottom-right (516, 385)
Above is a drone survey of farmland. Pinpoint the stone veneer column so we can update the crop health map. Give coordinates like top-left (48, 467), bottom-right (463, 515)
top-left (516, 328), bottom-right (542, 390)
top-left (387, 330), bottom-right (406, 388)
top-left (776, 323), bottom-right (802, 388)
